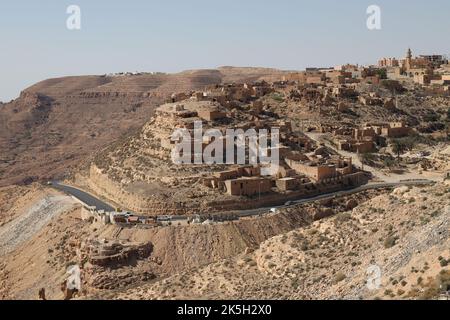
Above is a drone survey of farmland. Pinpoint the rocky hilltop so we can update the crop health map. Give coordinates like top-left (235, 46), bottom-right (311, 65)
top-left (0, 67), bottom-right (286, 186)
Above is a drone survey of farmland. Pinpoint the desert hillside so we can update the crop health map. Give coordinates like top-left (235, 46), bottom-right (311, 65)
top-left (113, 182), bottom-right (450, 300)
top-left (0, 67), bottom-right (286, 187)
top-left (0, 182), bottom-right (385, 300)
top-left (1, 180), bottom-right (448, 300)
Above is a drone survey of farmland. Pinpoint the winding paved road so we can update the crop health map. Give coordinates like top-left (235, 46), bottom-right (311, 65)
top-left (51, 180), bottom-right (434, 219)
top-left (234, 180), bottom-right (434, 217)
top-left (50, 131), bottom-right (441, 220)
top-left (51, 181), bottom-right (115, 212)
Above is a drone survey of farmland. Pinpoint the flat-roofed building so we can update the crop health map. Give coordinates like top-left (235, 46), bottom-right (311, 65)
top-left (276, 177), bottom-right (298, 191)
top-left (224, 177), bottom-right (272, 196)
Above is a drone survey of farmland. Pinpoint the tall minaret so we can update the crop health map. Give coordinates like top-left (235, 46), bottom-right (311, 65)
top-left (406, 48), bottom-right (412, 59)
top-left (405, 48), bottom-right (413, 71)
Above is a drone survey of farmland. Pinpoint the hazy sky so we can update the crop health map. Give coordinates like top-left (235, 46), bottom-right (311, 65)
top-left (1, 0), bottom-right (449, 101)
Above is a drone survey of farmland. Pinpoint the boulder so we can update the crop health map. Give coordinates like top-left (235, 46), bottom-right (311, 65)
top-left (392, 186), bottom-right (409, 196)
top-left (319, 198), bottom-right (334, 207)
top-left (337, 102), bottom-right (348, 112)
top-left (313, 208), bottom-right (334, 221)
top-left (383, 98), bottom-right (396, 110)
top-left (345, 199), bottom-right (358, 210)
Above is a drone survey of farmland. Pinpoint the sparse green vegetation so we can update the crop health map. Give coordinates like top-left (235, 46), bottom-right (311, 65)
top-left (384, 235), bottom-right (399, 249)
top-left (391, 137), bottom-right (416, 159)
top-left (439, 256), bottom-right (449, 267)
top-left (333, 272), bottom-right (346, 284)
top-left (271, 93), bottom-right (284, 102)
top-left (408, 270), bottom-right (450, 300)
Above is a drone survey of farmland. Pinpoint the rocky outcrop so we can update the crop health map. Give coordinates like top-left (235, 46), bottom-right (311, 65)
top-left (345, 199), bottom-right (358, 210)
top-left (81, 239), bottom-right (152, 267)
top-left (313, 208), bottom-right (335, 221)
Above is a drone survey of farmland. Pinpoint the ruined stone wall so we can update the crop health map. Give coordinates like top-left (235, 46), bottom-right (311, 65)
top-left (225, 178), bottom-right (272, 196)
top-left (286, 159), bottom-right (337, 181)
top-left (383, 126), bottom-right (413, 138)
